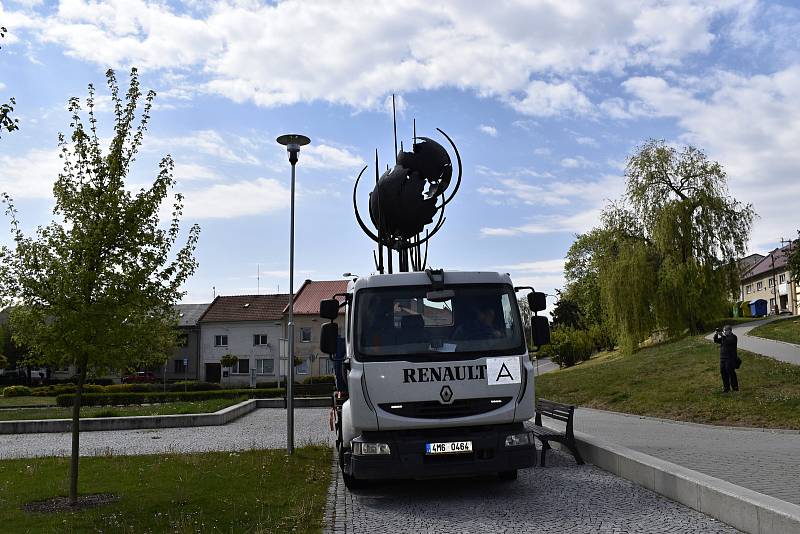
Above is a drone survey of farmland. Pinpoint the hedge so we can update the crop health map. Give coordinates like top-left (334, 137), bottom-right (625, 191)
top-left (56, 388), bottom-right (286, 407)
top-left (3, 385), bottom-right (32, 397)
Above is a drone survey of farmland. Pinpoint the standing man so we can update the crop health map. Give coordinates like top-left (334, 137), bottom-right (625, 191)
top-left (713, 325), bottom-right (739, 393)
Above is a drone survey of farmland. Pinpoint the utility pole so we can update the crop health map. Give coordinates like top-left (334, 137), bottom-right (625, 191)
top-left (770, 250), bottom-right (778, 314)
top-left (780, 237), bottom-right (797, 313)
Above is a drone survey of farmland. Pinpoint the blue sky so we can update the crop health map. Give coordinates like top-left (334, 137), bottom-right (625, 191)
top-left (1, 0), bottom-right (799, 310)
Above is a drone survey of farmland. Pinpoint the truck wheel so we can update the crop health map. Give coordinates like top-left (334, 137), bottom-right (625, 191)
top-left (342, 471), bottom-right (362, 490)
top-left (499, 470), bottom-right (518, 481)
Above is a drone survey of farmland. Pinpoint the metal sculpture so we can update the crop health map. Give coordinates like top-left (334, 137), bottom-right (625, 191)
top-left (353, 96), bottom-right (462, 273)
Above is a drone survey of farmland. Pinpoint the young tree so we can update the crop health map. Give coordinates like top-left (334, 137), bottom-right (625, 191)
top-left (0, 26), bottom-right (19, 138)
top-left (0, 69), bottom-right (200, 505)
top-left (220, 353), bottom-right (238, 385)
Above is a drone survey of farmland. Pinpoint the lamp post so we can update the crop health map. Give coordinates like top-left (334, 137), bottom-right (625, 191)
top-left (276, 134), bottom-right (310, 455)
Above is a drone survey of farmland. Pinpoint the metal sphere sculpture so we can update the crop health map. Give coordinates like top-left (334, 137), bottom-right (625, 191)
top-left (353, 100), bottom-right (462, 274)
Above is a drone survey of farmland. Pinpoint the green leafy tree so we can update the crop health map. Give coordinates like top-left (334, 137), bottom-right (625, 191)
top-left (0, 26), bottom-right (19, 138)
top-left (550, 290), bottom-right (583, 329)
top-left (0, 69), bottom-right (200, 505)
top-left (563, 229), bottom-right (610, 327)
top-left (595, 140), bottom-right (754, 351)
top-left (787, 231), bottom-right (800, 284)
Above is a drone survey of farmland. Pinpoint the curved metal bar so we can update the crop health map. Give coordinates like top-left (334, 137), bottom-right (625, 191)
top-left (352, 165), bottom-right (380, 244)
top-left (422, 230), bottom-right (429, 270)
top-left (437, 127), bottom-right (462, 207)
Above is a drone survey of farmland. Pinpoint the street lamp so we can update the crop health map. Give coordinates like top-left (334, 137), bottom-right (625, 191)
top-left (277, 133), bottom-right (311, 455)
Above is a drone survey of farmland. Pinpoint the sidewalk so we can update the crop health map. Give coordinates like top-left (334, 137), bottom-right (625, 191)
top-left (552, 407), bottom-right (800, 506)
top-left (704, 318), bottom-right (800, 365)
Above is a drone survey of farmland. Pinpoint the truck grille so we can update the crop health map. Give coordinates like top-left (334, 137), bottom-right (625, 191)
top-left (378, 397), bottom-right (512, 419)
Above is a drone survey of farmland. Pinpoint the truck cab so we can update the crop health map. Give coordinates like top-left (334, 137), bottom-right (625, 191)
top-left (320, 269), bottom-right (549, 488)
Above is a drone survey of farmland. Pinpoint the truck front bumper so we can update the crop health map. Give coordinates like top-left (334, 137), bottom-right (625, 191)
top-left (346, 423), bottom-right (536, 480)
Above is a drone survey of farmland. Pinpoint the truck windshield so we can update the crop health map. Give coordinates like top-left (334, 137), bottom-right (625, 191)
top-left (354, 284), bottom-right (525, 360)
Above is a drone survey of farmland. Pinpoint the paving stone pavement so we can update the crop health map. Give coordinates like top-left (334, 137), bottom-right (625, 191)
top-left (554, 408), bottom-right (800, 506)
top-left (0, 408), bottom-right (333, 459)
top-left (323, 448), bottom-right (740, 534)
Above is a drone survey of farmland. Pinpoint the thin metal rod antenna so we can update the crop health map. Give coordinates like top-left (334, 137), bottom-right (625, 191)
top-left (375, 149), bottom-right (384, 274)
top-left (413, 118), bottom-right (416, 143)
top-left (392, 94), bottom-right (398, 163)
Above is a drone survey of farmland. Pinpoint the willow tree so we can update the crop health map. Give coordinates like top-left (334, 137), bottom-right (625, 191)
top-left (0, 69), bottom-right (200, 506)
top-left (597, 140), bottom-right (754, 351)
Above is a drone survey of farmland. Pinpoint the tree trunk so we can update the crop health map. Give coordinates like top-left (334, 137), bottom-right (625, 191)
top-left (69, 357), bottom-right (88, 506)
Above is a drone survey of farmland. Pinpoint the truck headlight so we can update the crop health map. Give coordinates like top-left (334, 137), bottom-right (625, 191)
top-left (504, 432), bottom-right (533, 447)
top-left (352, 441), bottom-right (391, 455)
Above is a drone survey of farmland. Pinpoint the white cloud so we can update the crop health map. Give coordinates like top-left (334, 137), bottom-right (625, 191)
top-left (622, 66), bottom-right (800, 251)
top-left (560, 156), bottom-right (594, 168)
top-left (508, 80), bottom-right (593, 117)
top-left (478, 124), bottom-right (498, 137)
top-left (172, 162), bottom-right (219, 183)
top-left (576, 136), bottom-right (598, 146)
top-left (1, 0), bottom-right (754, 113)
top-left (300, 144), bottom-right (363, 170)
top-left (480, 208), bottom-right (603, 237)
top-left (149, 130), bottom-right (261, 165)
top-left (533, 147), bottom-right (551, 156)
top-left (493, 258), bottom-right (565, 274)
top-left (181, 178), bottom-right (289, 220)
top-left (0, 82), bottom-right (6, 91)
top-left (0, 148), bottom-right (60, 199)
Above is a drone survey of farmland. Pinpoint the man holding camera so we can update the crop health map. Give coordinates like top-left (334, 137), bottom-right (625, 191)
top-left (713, 325), bottom-right (739, 393)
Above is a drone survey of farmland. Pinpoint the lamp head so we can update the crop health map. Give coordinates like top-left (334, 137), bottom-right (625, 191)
top-left (277, 134), bottom-right (311, 165)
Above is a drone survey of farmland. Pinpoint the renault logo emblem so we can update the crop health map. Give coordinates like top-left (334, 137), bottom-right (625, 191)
top-left (440, 385), bottom-right (453, 404)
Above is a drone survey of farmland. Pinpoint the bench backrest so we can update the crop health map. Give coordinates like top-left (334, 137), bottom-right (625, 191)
top-left (535, 398), bottom-right (575, 437)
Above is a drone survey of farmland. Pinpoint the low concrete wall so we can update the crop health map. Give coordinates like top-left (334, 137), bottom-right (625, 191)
top-left (570, 429), bottom-right (800, 534)
top-left (0, 397), bottom-right (331, 434)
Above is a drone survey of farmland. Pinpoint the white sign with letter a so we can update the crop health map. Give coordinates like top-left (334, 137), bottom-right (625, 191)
top-left (486, 357), bottom-right (521, 385)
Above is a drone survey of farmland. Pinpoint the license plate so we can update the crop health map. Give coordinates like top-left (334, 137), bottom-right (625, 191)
top-left (425, 441), bottom-right (473, 455)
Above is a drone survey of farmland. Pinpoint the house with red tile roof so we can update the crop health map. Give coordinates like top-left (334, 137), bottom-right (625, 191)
top-left (283, 279), bottom-right (349, 379)
top-left (198, 294), bottom-right (290, 384)
top-left (739, 243), bottom-right (799, 315)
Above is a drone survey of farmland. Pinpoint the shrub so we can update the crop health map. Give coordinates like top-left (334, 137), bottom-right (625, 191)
top-left (56, 388), bottom-right (286, 407)
top-left (587, 324), bottom-right (617, 352)
top-left (3, 385), bottom-right (32, 397)
top-left (169, 381), bottom-right (221, 392)
top-left (302, 375), bottom-right (334, 384)
top-left (256, 381), bottom-right (280, 389)
top-left (548, 327), bottom-right (594, 368)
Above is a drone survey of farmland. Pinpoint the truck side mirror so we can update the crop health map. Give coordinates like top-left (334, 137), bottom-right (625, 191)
top-left (528, 291), bottom-right (547, 313)
top-left (320, 322), bottom-right (339, 355)
top-left (532, 315), bottom-right (550, 346)
top-left (320, 299), bottom-right (340, 320)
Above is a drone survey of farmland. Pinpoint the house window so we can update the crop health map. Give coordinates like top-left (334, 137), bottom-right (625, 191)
top-left (214, 335), bottom-right (228, 347)
top-left (256, 358), bottom-right (274, 375)
top-left (295, 358), bottom-right (310, 374)
top-left (769, 278), bottom-right (774, 288)
top-left (253, 334), bottom-right (268, 346)
top-left (174, 359), bottom-right (187, 373)
top-left (232, 359), bottom-right (250, 374)
top-left (770, 297), bottom-right (776, 308)
top-left (746, 285), bottom-right (752, 294)
top-left (757, 281), bottom-right (763, 290)
top-left (300, 327), bottom-right (312, 343)
top-left (323, 358), bottom-right (335, 375)
top-left (780, 273), bottom-right (786, 283)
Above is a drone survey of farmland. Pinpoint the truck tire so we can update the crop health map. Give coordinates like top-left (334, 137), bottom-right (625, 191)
top-left (499, 470), bottom-right (518, 481)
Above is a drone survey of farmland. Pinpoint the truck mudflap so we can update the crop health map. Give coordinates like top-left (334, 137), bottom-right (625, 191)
top-left (345, 423), bottom-right (536, 480)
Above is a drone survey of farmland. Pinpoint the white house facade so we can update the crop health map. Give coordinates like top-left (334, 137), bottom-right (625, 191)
top-left (197, 294), bottom-right (290, 385)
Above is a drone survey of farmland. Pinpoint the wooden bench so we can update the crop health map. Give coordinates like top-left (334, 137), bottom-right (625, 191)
top-left (529, 398), bottom-right (584, 467)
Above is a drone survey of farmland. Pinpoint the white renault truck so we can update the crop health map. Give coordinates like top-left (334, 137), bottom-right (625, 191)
top-left (319, 268), bottom-right (550, 488)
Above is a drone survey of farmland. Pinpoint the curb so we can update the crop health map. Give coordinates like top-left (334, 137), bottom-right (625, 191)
top-left (569, 429), bottom-right (800, 534)
top-left (0, 397), bottom-right (332, 434)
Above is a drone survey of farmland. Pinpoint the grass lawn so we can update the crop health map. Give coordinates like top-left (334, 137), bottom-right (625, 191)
top-left (748, 316), bottom-right (800, 345)
top-left (0, 396), bottom-right (57, 408)
top-left (536, 335), bottom-right (800, 429)
top-left (0, 397), bottom-right (245, 421)
top-left (0, 446), bottom-right (331, 533)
